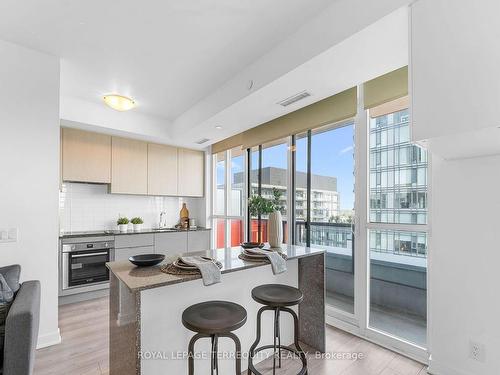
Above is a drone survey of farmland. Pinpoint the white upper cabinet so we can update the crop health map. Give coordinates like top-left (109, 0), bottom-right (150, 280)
top-left (61, 128), bottom-right (111, 183)
top-left (148, 143), bottom-right (178, 196)
top-left (111, 137), bottom-right (148, 195)
top-left (411, 0), bottom-right (500, 142)
top-left (178, 148), bottom-right (204, 197)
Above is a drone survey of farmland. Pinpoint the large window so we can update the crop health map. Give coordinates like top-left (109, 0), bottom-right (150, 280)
top-left (210, 82), bottom-right (428, 361)
top-left (367, 103), bottom-right (428, 348)
top-left (293, 123), bottom-right (356, 314)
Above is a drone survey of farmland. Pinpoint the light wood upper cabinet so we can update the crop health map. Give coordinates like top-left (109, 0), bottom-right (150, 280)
top-left (148, 143), bottom-right (178, 196)
top-left (111, 137), bottom-right (148, 195)
top-left (61, 128), bottom-right (204, 197)
top-left (61, 128), bottom-right (111, 183)
top-left (178, 148), bottom-right (204, 197)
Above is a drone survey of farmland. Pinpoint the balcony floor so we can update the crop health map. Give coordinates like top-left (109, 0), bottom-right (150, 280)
top-left (327, 292), bottom-right (427, 348)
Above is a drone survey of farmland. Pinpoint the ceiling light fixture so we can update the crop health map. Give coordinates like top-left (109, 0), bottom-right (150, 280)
top-left (103, 94), bottom-right (136, 111)
top-left (215, 126), bottom-right (222, 130)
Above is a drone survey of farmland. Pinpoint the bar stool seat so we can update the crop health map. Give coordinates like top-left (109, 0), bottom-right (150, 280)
top-left (182, 301), bottom-right (247, 375)
top-left (182, 301), bottom-right (247, 334)
top-left (251, 284), bottom-right (304, 307)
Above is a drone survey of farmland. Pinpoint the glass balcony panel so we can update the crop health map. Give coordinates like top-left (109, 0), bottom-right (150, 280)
top-left (310, 123), bottom-right (355, 315)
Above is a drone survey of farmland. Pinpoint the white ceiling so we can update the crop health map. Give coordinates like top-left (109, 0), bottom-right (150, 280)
top-left (0, 0), bottom-right (411, 148)
top-left (0, 0), bottom-right (334, 120)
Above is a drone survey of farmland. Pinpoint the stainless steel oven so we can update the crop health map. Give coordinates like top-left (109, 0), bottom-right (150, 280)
top-left (60, 237), bottom-right (114, 296)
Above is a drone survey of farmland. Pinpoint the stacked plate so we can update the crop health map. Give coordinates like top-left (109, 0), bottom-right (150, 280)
top-left (242, 247), bottom-right (271, 259)
top-left (173, 257), bottom-right (222, 270)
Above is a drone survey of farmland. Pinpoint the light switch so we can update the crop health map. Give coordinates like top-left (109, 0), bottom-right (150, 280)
top-left (0, 228), bottom-right (17, 243)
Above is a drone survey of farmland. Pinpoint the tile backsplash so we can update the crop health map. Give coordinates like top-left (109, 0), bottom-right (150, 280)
top-left (59, 182), bottom-right (205, 233)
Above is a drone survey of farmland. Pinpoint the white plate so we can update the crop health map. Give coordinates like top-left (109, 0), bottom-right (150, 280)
top-left (173, 257), bottom-right (215, 270)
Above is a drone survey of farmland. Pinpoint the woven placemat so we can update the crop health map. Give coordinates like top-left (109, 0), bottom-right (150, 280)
top-left (238, 251), bottom-right (287, 263)
top-left (160, 260), bottom-right (223, 276)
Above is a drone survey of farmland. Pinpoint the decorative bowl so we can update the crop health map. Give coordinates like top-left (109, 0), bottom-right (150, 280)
top-left (240, 242), bottom-right (265, 249)
top-left (129, 254), bottom-right (165, 267)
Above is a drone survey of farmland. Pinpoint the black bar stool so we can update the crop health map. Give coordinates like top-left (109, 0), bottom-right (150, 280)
top-left (182, 300), bottom-right (247, 375)
top-left (247, 284), bottom-right (307, 375)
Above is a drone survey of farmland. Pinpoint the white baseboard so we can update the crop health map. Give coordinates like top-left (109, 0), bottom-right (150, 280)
top-left (36, 328), bottom-right (61, 349)
top-left (428, 358), bottom-right (470, 375)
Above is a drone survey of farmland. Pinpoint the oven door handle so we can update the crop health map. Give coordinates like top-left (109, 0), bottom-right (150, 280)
top-left (71, 251), bottom-right (109, 258)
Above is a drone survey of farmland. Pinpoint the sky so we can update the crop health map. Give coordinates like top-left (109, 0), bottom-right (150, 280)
top-left (217, 124), bottom-right (355, 212)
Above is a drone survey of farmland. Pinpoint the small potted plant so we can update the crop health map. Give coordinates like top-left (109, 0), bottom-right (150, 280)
top-left (131, 217), bottom-right (144, 232)
top-left (117, 217), bottom-right (129, 232)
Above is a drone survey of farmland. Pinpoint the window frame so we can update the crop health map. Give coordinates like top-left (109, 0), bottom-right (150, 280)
top-left (211, 148), bottom-right (247, 248)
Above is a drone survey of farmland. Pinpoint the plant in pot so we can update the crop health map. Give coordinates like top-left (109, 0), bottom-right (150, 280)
top-left (131, 217), bottom-right (144, 231)
top-left (117, 217), bottom-right (129, 232)
top-left (248, 188), bottom-right (284, 248)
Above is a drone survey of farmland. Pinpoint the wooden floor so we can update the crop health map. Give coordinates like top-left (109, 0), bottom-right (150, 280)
top-left (34, 297), bottom-right (427, 375)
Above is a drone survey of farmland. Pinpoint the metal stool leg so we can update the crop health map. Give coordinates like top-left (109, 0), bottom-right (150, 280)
top-left (282, 307), bottom-right (308, 373)
top-left (277, 307), bottom-right (281, 368)
top-left (188, 333), bottom-right (208, 375)
top-left (211, 334), bottom-right (219, 375)
top-left (248, 306), bottom-right (274, 374)
top-left (273, 307), bottom-right (282, 373)
top-left (220, 332), bottom-right (242, 375)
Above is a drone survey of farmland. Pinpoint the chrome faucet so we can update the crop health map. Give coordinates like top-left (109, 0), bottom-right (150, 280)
top-left (159, 211), bottom-right (167, 228)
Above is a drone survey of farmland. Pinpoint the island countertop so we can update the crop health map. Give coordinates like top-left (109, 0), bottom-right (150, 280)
top-left (106, 244), bottom-right (324, 292)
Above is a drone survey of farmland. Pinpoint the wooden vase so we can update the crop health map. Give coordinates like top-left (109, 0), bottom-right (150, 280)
top-left (180, 203), bottom-right (189, 228)
top-left (268, 210), bottom-right (283, 248)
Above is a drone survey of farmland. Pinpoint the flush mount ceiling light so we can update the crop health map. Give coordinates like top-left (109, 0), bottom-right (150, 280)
top-left (215, 126), bottom-right (223, 130)
top-left (103, 94), bottom-right (136, 111)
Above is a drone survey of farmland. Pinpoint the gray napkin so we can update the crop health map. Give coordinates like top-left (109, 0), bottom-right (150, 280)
top-left (248, 248), bottom-right (287, 275)
top-left (180, 256), bottom-right (221, 286)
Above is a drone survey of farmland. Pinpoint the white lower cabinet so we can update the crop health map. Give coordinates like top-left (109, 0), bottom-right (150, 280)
top-left (114, 246), bottom-right (154, 262)
top-left (187, 231), bottom-right (211, 252)
top-left (112, 231), bottom-right (211, 261)
top-left (154, 232), bottom-right (188, 256)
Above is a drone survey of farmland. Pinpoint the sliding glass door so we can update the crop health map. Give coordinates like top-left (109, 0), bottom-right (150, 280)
top-left (292, 123), bottom-right (356, 316)
top-left (367, 104), bottom-right (428, 348)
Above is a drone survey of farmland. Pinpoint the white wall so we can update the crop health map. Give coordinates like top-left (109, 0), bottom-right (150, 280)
top-left (0, 39), bottom-right (61, 347)
top-left (429, 154), bottom-right (500, 375)
top-left (411, 0), bottom-right (500, 142)
top-left (60, 96), bottom-right (175, 145)
top-left (59, 183), bottom-right (205, 232)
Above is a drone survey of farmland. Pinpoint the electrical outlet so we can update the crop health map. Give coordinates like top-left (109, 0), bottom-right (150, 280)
top-left (469, 340), bottom-right (485, 362)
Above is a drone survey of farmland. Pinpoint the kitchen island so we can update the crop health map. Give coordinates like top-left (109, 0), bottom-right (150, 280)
top-left (107, 245), bottom-right (325, 375)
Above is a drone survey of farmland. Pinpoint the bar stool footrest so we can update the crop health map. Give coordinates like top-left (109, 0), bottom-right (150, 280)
top-left (248, 345), bottom-right (307, 375)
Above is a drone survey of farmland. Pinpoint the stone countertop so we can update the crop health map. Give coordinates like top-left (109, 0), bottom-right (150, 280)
top-left (106, 245), bottom-right (325, 292)
top-left (59, 227), bottom-right (211, 239)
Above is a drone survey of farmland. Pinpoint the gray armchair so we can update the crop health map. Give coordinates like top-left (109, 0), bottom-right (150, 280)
top-left (1, 265), bottom-right (40, 375)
